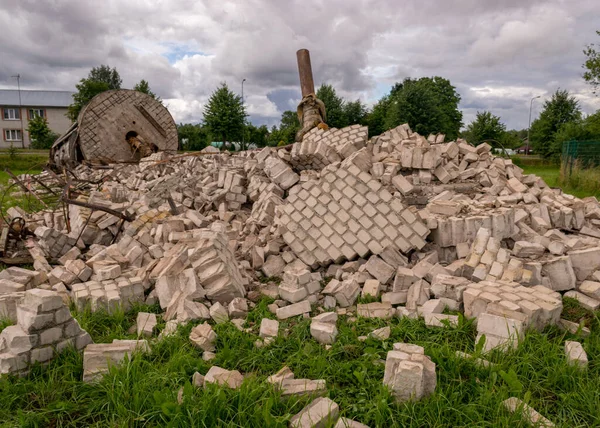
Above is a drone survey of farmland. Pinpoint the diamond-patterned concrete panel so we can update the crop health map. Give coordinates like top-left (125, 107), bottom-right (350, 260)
top-left (302, 125), bottom-right (368, 159)
top-left (278, 164), bottom-right (428, 267)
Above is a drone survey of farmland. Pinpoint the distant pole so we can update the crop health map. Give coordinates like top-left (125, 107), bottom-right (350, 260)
top-left (527, 95), bottom-right (541, 156)
top-left (241, 78), bottom-right (246, 149)
top-left (12, 74), bottom-right (24, 148)
top-left (296, 49), bottom-right (315, 97)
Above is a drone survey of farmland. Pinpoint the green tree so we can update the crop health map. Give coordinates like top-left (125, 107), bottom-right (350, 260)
top-left (501, 129), bottom-right (527, 150)
top-left (244, 124), bottom-right (269, 148)
top-left (203, 83), bottom-right (247, 148)
top-left (88, 65), bottom-right (122, 90)
top-left (428, 77), bottom-right (463, 139)
top-left (384, 78), bottom-right (440, 136)
top-left (365, 95), bottom-right (392, 138)
top-left (27, 115), bottom-right (60, 149)
top-left (464, 111), bottom-right (506, 146)
top-left (384, 77), bottom-right (462, 139)
top-left (268, 110), bottom-right (300, 146)
top-left (316, 84), bottom-right (347, 128)
top-left (134, 79), bottom-right (160, 102)
top-left (343, 99), bottom-right (368, 125)
top-left (267, 125), bottom-right (286, 147)
top-left (177, 123), bottom-right (209, 151)
top-left (551, 110), bottom-right (600, 151)
top-left (583, 31), bottom-right (600, 95)
top-left (67, 65), bottom-right (122, 121)
top-left (530, 89), bottom-right (581, 158)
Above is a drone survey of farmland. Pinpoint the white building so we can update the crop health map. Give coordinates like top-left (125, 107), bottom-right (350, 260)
top-left (0, 90), bottom-right (74, 148)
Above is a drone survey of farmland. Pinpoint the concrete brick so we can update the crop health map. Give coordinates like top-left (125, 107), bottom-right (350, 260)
top-left (289, 397), bottom-right (339, 428)
top-left (276, 300), bottom-right (311, 319)
top-left (310, 321), bottom-right (338, 344)
top-left (502, 397), bottom-right (555, 427)
top-left (565, 341), bottom-right (588, 369)
top-left (259, 318), bottom-right (279, 338)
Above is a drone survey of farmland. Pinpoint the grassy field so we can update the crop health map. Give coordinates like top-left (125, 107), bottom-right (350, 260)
top-left (0, 298), bottom-right (598, 427)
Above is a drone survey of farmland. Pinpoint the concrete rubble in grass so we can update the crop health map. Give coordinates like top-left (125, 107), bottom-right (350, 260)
top-left (310, 311), bottom-right (338, 344)
top-left (82, 339), bottom-right (149, 382)
top-left (502, 397), bottom-right (555, 427)
top-left (2, 121), bottom-right (600, 405)
top-left (0, 289), bottom-right (92, 376)
top-left (289, 396), bottom-right (340, 428)
top-left (204, 365), bottom-right (244, 389)
top-left (383, 343), bottom-right (436, 403)
top-left (564, 340), bottom-right (588, 369)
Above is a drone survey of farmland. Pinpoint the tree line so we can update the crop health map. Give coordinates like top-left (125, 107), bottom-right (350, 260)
top-left (30, 29), bottom-right (600, 156)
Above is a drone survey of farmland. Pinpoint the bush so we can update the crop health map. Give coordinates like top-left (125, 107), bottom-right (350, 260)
top-left (511, 155), bottom-right (523, 167)
top-left (27, 116), bottom-right (60, 149)
top-left (7, 143), bottom-right (18, 160)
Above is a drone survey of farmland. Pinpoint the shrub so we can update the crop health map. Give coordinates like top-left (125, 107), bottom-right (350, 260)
top-left (27, 115), bottom-right (60, 149)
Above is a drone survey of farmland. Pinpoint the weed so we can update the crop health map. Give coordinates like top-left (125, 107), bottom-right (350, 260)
top-left (0, 317), bottom-right (13, 333)
top-left (7, 144), bottom-right (17, 160)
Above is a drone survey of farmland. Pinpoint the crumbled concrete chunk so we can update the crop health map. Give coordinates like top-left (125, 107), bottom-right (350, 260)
top-left (289, 397), bottom-right (339, 428)
top-left (189, 323), bottom-right (217, 351)
top-left (82, 340), bottom-right (148, 382)
top-left (209, 302), bottom-right (229, 324)
top-left (564, 341), bottom-right (588, 369)
top-left (310, 321), bottom-right (338, 344)
top-left (357, 302), bottom-right (394, 319)
top-left (136, 312), bottom-right (157, 337)
top-left (369, 326), bottom-right (391, 341)
top-left (276, 300), bottom-right (311, 319)
top-left (502, 397), bottom-right (554, 427)
top-left (259, 318), bottom-right (279, 338)
top-left (204, 366), bottom-right (244, 389)
top-left (383, 346), bottom-right (436, 403)
top-left (281, 378), bottom-right (327, 398)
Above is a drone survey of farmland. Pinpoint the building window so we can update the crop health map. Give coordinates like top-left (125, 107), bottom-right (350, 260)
top-left (3, 108), bottom-right (20, 120)
top-left (29, 109), bottom-right (45, 119)
top-left (4, 129), bottom-right (22, 141)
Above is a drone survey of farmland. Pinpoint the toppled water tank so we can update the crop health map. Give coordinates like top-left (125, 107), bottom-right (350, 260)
top-left (51, 89), bottom-right (178, 167)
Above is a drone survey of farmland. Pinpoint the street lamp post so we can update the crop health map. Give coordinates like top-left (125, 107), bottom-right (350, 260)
top-left (11, 74), bottom-right (25, 148)
top-left (527, 95), bottom-right (541, 156)
top-left (241, 78), bottom-right (246, 149)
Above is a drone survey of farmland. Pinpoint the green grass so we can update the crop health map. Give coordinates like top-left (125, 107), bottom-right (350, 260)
top-left (0, 151), bottom-right (49, 184)
top-left (0, 317), bottom-right (13, 332)
top-left (0, 151), bottom-right (55, 215)
top-left (521, 164), bottom-right (600, 199)
top-left (1, 298), bottom-right (598, 427)
top-left (558, 164), bottom-right (600, 199)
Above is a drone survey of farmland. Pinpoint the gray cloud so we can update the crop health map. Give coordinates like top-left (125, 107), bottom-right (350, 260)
top-left (1, 0), bottom-right (598, 131)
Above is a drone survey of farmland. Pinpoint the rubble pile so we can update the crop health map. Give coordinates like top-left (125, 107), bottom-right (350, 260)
top-left (2, 121), bottom-right (600, 420)
top-left (0, 289), bottom-right (92, 375)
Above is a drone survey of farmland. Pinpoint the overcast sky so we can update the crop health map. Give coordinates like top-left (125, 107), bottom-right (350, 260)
top-left (1, 0), bottom-right (599, 131)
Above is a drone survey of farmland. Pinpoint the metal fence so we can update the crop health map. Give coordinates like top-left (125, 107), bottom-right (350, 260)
top-left (561, 140), bottom-right (600, 176)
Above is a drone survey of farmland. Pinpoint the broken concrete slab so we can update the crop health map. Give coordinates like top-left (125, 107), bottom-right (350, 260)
top-left (383, 346), bottom-right (436, 403)
top-left (564, 340), bottom-right (588, 369)
top-left (289, 397), bottom-right (339, 428)
top-left (502, 397), bottom-right (554, 427)
top-left (136, 312), bottom-right (157, 337)
top-left (82, 340), bottom-right (149, 382)
top-left (204, 366), bottom-right (244, 389)
top-left (276, 300), bottom-right (311, 319)
top-left (310, 321), bottom-right (338, 344)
